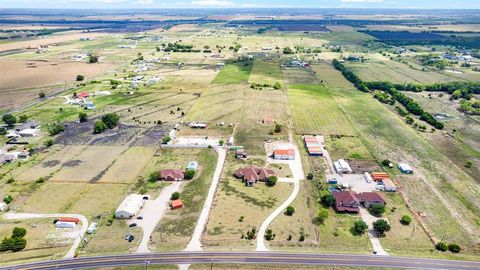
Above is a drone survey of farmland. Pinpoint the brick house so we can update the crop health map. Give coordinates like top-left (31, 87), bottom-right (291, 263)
top-left (160, 169), bottom-right (185, 181)
top-left (233, 166), bottom-right (276, 186)
top-left (332, 191), bottom-right (360, 213)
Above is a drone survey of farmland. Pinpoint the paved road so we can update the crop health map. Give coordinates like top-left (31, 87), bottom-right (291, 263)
top-left (3, 212), bottom-right (88, 259)
top-left (185, 147), bottom-right (227, 251)
top-left (2, 252), bottom-right (479, 270)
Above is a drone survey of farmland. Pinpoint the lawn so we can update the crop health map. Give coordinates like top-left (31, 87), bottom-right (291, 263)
top-left (212, 62), bottom-right (253, 84)
top-left (248, 60), bottom-right (283, 85)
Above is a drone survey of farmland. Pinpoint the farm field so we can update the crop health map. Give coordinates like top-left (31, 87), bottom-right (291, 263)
top-left (248, 60), bottom-right (284, 84)
top-left (212, 62), bottom-right (253, 84)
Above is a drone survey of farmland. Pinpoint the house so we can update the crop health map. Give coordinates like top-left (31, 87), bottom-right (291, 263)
top-left (358, 192), bottom-right (385, 208)
top-left (235, 149), bottom-right (247, 159)
top-left (160, 169), bottom-right (185, 181)
top-left (273, 149), bottom-right (295, 160)
top-left (334, 159), bottom-right (352, 174)
top-left (332, 191), bottom-right (360, 213)
top-left (371, 172), bottom-right (389, 181)
top-left (171, 199), bottom-right (183, 209)
top-left (16, 121), bottom-right (40, 131)
top-left (234, 166), bottom-right (276, 186)
top-left (55, 221), bottom-right (76, 228)
top-left (304, 135), bottom-right (324, 156)
top-left (398, 163), bottom-right (413, 174)
top-left (19, 129), bottom-right (40, 137)
top-left (0, 202), bottom-right (8, 212)
top-left (115, 194), bottom-right (144, 219)
top-left (186, 161), bottom-right (198, 171)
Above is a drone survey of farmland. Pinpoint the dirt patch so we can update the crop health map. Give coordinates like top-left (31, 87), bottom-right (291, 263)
top-left (63, 159), bottom-right (82, 167)
top-left (42, 160), bottom-right (61, 168)
top-left (348, 159), bottom-right (382, 174)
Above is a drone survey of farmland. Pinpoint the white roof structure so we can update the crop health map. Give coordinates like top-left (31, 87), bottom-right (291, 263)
top-left (19, 128), bottom-right (40, 137)
top-left (55, 221), bottom-right (76, 228)
top-left (398, 163), bottom-right (413, 172)
top-left (115, 194), bottom-right (144, 219)
top-left (0, 202), bottom-right (8, 212)
top-left (334, 159), bottom-right (353, 174)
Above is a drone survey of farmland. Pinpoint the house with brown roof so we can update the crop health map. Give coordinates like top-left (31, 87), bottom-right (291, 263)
top-left (233, 166), bottom-right (276, 186)
top-left (358, 192), bottom-right (385, 208)
top-left (160, 169), bottom-right (185, 181)
top-left (332, 191), bottom-right (360, 213)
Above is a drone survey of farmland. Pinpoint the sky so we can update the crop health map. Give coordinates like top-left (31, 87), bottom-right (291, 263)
top-left (0, 0), bottom-right (479, 9)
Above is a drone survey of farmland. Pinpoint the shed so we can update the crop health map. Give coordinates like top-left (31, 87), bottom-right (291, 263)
top-left (398, 163), bottom-right (413, 174)
top-left (57, 217), bottom-right (79, 224)
top-left (115, 194), bottom-right (144, 219)
top-left (334, 159), bottom-right (353, 174)
top-left (55, 221), bottom-right (76, 228)
top-left (0, 202), bottom-right (8, 212)
top-left (186, 161), bottom-right (198, 171)
top-left (171, 199), bottom-right (183, 209)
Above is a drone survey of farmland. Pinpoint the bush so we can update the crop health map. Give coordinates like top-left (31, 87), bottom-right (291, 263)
top-left (314, 209), bottom-right (329, 225)
top-left (0, 128), bottom-right (6, 135)
top-left (48, 123), bottom-right (64, 136)
top-left (283, 47), bottom-right (293, 54)
top-left (148, 171), bottom-right (161, 182)
top-left (171, 192), bottom-right (180, 200)
top-left (273, 81), bottom-right (281, 89)
top-left (368, 204), bottom-right (385, 217)
top-left (2, 114), bottom-right (17, 127)
top-left (162, 136), bottom-right (171, 144)
top-left (79, 112), bottom-right (88, 123)
top-left (400, 215), bottom-right (412, 225)
top-left (266, 176), bottom-right (278, 187)
top-left (184, 170), bottom-right (195, 180)
top-left (38, 92), bottom-right (46, 98)
top-left (435, 242), bottom-right (448, 252)
top-left (373, 219), bottom-right (391, 235)
top-left (352, 220), bottom-right (368, 235)
top-left (76, 75), bottom-right (85, 81)
top-left (307, 173), bottom-right (313, 180)
top-left (285, 205), bottom-right (295, 216)
top-left (274, 123), bottom-right (282, 133)
top-left (89, 55), bottom-right (99, 63)
top-left (246, 227), bottom-right (256, 240)
top-left (265, 229), bottom-right (275, 241)
top-left (12, 227), bottom-right (27, 238)
top-left (93, 120), bottom-right (108, 134)
top-left (18, 115), bottom-right (28, 123)
top-left (321, 193), bottom-right (335, 207)
top-left (101, 113), bottom-right (120, 129)
top-left (3, 195), bottom-right (13, 204)
top-left (448, 243), bottom-right (461, 253)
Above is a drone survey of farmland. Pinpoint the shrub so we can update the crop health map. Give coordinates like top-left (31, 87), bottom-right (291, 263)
top-left (266, 176), bottom-right (278, 187)
top-left (18, 115), bottom-right (28, 123)
top-left (12, 227), bottom-right (27, 238)
top-left (79, 112), bottom-right (88, 123)
top-left (435, 242), bottom-right (448, 252)
top-left (89, 55), bottom-right (98, 63)
top-left (273, 81), bottom-right (281, 89)
top-left (48, 123), bottom-right (64, 136)
top-left (93, 120), bottom-right (107, 134)
top-left (0, 128), bottom-right (6, 135)
top-left (368, 204), bottom-right (385, 217)
top-left (246, 227), bottom-right (256, 240)
top-left (148, 171), bottom-right (161, 182)
top-left (274, 123), bottom-right (282, 133)
top-left (184, 170), bottom-right (195, 180)
top-left (314, 209), bottom-right (329, 225)
top-left (101, 113), bottom-right (120, 129)
top-left (76, 75), bottom-right (85, 81)
top-left (321, 193), bottom-right (335, 207)
top-left (373, 219), bottom-right (391, 235)
top-left (171, 192), bottom-right (180, 200)
top-left (38, 92), bottom-right (46, 98)
top-left (448, 243), bottom-right (461, 253)
top-left (352, 220), bottom-right (368, 235)
top-left (285, 206), bottom-right (295, 216)
top-left (464, 160), bottom-right (473, 168)
top-left (162, 136), bottom-right (171, 144)
top-left (11, 237), bottom-right (27, 252)
top-left (283, 47), bottom-right (293, 54)
top-left (2, 114), bottom-right (17, 127)
top-left (3, 195), bottom-right (13, 204)
top-left (400, 215), bottom-right (412, 225)
top-left (307, 173), bottom-right (313, 180)
top-left (44, 139), bottom-right (54, 147)
top-left (265, 229), bottom-right (275, 241)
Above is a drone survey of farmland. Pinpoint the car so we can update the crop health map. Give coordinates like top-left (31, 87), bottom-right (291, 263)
top-left (128, 235), bottom-right (135, 242)
top-left (136, 216), bottom-right (143, 220)
top-left (124, 234), bottom-right (132, 240)
top-left (129, 223), bottom-right (137, 227)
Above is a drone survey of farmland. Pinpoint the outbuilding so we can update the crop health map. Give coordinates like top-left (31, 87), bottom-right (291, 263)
top-left (398, 163), bottom-right (413, 174)
top-left (115, 194), bottom-right (144, 219)
top-left (334, 159), bottom-right (353, 174)
top-left (273, 149), bottom-right (295, 160)
top-left (186, 161), bottom-right (198, 171)
top-left (171, 199), bottom-right (183, 209)
top-left (55, 221), bottom-right (76, 228)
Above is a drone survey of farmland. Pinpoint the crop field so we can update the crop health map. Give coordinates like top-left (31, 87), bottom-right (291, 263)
top-left (248, 60), bottom-right (284, 84)
top-left (212, 62), bottom-right (253, 84)
top-left (283, 67), bottom-right (319, 85)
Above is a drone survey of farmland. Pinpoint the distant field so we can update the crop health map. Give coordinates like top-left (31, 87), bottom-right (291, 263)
top-left (283, 67), bottom-right (319, 85)
top-left (248, 60), bottom-right (283, 84)
top-left (212, 62), bottom-right (252, 84)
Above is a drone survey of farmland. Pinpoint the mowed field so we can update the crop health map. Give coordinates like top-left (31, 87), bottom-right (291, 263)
top-left (248, 60), bottom-right (283, 84)
top-left (212, 62), bottom-right (252, 84)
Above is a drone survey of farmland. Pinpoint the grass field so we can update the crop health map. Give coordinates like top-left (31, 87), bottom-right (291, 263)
top-left (248, 60), bottom-right (283, 84)
top-left (212, 62), bottom-right (253, 84)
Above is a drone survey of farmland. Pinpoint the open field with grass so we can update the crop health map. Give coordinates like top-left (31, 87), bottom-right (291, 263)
top-left (248, 60), bottom-right (283, 84)
top-left (212, 62), bottom-right (252, 84)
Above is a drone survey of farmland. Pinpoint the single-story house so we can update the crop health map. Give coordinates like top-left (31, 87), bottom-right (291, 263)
top-left (234, 166), bottom-right (276, 186)
top-left (16, 121), bottom-right (40, 131)
top-left (55, 221), bottom-right (77, 228)
top-left (171, 199), bottom-right (183, 209)
top-left (334, 159), bottom-right (353, 174)
top-left (398, 163), bottom-right (413, 174)
top-left (186, 161), bottom-right (198, 171)
top-left (273, 149), bottom-right (295, 160)
top-left (160, 169), bottom-right (185, 181)
top-left (332, 191), bottom-right (360, 213)
top-left (358, 192), bottom-right (385, 208)
top-left (115, 194), bottom-right (144, 219)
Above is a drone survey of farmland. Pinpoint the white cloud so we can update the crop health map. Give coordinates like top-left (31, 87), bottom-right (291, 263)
top-left (191, 0), bottom-right (235, 6)
top-left (134, 0), bottom-right (154, 4)
top-left (341, 0), bottom-right (384, 2)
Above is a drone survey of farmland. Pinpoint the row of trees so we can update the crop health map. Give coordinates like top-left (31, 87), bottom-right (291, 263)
top-left (332, 59), bottom-right (369, 92)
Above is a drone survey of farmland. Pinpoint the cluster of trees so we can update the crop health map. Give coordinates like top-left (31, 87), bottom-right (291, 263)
top-left (48, 123), bottom-right (65, 136)
top-left (250, 81), bottom-right (282, 90)
top-left (459, 99), bottom-right (480, 115)
top-left (373, 91), bottom-right (395, 105)
top-left (0, 227), bottom-right (27, 252)
top-left (2, 114), bottom-right (17, 127)
top-left (282, 47), bottom-right (294, 54)
top-left (162, 42), bottom-right (196, 52)
top-left (94, 113), bottom-right (120, 134)
top-left (229, 42), bottom-right (242, 53)
top-left (332, 59), bottom-right (368, 92)
top-left (436, 242), bottom-right (461, 253)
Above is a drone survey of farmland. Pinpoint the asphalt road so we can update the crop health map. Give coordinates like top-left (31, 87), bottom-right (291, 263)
top-left (2, 252), bottom-right (479, 270)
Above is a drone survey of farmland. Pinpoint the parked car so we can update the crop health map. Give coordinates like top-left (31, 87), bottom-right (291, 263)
top-left (137, 216), bottom-right (143, 220)
top-left (128, 235), bottom-right (135, 242)
top-left (129, 223), bottom-right (137, 227)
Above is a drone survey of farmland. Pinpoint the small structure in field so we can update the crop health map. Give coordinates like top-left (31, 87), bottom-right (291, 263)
top-left (398, 163), bottom-right (413, 174)
top-left (160, 169), bottom-right (185, 181)
top-left (87, 222), bottom-right (97, 234)
top-left (261, 117), bottom-right (274, 124)
top-left (189, 122), bottom-right (207, 129)
top-left (235, 148), bottom-right (247, 159)
top-left (171, 199), bottom-right (183, 209)
top-left (332, 191), bottom-right (360, 213)
top-left (76, 92), bottom-right (89, 99)
top-left (334, 159), bottom-right (352, 174)
top-left (55, 221), bottom-right (77, 228)
top-left (234, 166), bottom-right (276, 186)
top-left (303, 135), bottom-right (324, 156)
top-left (115, 194), bottom-right (144, 219)
top-left (273, 149), bottom-right (295, 160)
top-left (186, 161), bottom-right (198, 171)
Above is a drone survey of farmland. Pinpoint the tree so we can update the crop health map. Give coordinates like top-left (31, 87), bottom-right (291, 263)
top-left (89, 55), bottom-right (99, 63)
top-left (48, 123), bottom-right (64, 136)
top-left (265, 229), bottom-right (275, 241)
top-left (148, 171), bottom-right (161, 182)
top-left (2, 114), bottom-right (17, 127)
top-left (0, 237), bottom-right (15, 252)
top-left (435, 242), bottom-right (448, 251)
top-left (101, 113), bottom-right (120, 129)
top-left (18, 115), bottom-right (28, 123)
top-left (266, 175), bottom-right (278, 187)
top-left (285, 205), bottom-right (295, 216)
top-left (373, 219), bottom-right (391, 235)
top-left (93, 120), bottom-right (107, 134)
top-left (321, 193), bottom-right (335, 207)
top-left (184, 170), bottom-right (195, 180)
top-left (448, 244), bottom-right (461, 253)
top-left (171, 192), bottom-right (180, 200)
top-left (44, 139), bottom-right (54, 147)
top-left (314, 209), bottom-right (329, 225)
top-left (368, 204), bottom-right (385, 217)
top-left (78, 112), bottom-right (88, 123)
top-left (0, 128), bottom-right (6, 135)
top-left (162, 136), bottom-right (171, 144)
top-left (400, 215), bottom-right (412, 225)
top-left (273, 81), bottom-right (281, 90)
top-left (11, 237), bottom-right (27, 252)
top-left (307, 173), bottom-right (313, 180)
top-left (274, 123), bottom-right (282, 133)
top-left (283, 47), bottom-right (293, 54)
top-left (352, 220), bottom-right (368, 235)
top-left (12, 227), bottom-right (27, 238)
top-left (3, 195), bottom-right (13, 204)
top-left (76, 75), bottom-right (85, 81)
top-left (38, 92), bottom-right (46, 98)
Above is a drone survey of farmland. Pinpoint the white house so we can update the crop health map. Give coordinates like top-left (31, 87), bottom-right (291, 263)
top-left (334, 159), bottom-right (353, 174)
top-left (115, 194), bottom-right (144, 219)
